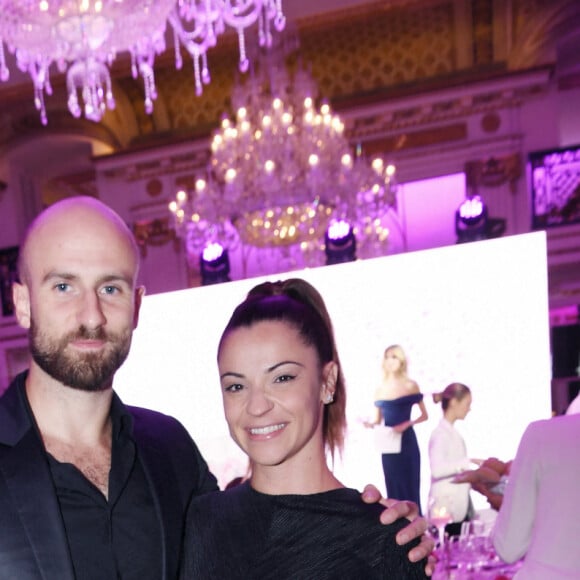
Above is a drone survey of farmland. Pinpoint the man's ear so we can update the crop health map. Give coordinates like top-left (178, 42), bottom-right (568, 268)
top-left (133, 285), bottom-right (146, 329)
top-left (12, 282), bottom-right (31, 329)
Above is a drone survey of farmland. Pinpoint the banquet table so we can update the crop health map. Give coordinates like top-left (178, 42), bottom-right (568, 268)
top-left (432, 536), bottom-right (523, 579)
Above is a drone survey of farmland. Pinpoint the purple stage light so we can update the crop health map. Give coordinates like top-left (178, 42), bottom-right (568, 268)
top-left (458, 195), bottom-right (485, 220)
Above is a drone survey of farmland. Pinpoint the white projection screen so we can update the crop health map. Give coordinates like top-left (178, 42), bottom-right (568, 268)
top-left (115, 231), bottom-right (551, 512)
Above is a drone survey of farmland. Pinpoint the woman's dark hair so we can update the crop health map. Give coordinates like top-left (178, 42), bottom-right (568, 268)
top-left (432, 382), bottom-right (471, 411)
top-left (218, 278), bottom-right (346, 458)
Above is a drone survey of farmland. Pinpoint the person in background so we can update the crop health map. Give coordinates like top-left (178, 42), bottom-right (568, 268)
top-left (0, 197), bottom-right (434, 579)
top-left (180, 279), bottom-right (432, 579)
top-left (366, 344), bottom-right (428, 511)
top-left (492, 414), bottom-right (580, 578)
top-left (428, 382), bottom-right (480, 537)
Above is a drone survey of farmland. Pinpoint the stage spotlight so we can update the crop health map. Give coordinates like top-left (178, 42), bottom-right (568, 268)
top-left (200, 243), bottom-right (231, 286)
top-left (325, 220), bottom-right (357, 265)
top-left (455, 195), bottom-right (488, 243)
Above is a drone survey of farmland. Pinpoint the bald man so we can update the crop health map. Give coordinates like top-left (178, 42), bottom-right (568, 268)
top-left (1, 197), bottom-right (218, 580)
top-left (0, 197), bottom-right (433, 579)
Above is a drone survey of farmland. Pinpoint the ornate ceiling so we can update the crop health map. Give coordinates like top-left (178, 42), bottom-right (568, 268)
top-left (1, 0), bottom-right (578, 158)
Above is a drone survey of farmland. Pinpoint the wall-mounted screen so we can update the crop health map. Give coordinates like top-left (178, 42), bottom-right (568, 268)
top-left (116, 231), bottom-right (551, 511)
top-left (530, 144), bottom-right (580, 229)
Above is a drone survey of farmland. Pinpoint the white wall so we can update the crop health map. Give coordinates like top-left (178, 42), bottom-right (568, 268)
top-left (115, 231), bottom-right (551, 512)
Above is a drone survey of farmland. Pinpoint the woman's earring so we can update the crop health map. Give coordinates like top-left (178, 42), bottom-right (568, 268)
top-left (325, 393), bottom-right (334, 404)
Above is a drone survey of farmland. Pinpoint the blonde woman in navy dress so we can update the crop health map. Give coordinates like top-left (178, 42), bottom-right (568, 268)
top-left (368, 345), bottom-right (428, 513)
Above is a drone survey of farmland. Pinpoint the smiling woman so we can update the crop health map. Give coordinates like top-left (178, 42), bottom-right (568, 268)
top-left (179, 278), bottom-right (430, 579)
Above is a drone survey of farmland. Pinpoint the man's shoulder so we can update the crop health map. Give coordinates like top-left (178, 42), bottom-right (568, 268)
top-left (524, 414), bottom-right (580, 443)
top-left (125, 403), bottom-right (178, 421)
top-left (125, 403), bottom-right (189, 435)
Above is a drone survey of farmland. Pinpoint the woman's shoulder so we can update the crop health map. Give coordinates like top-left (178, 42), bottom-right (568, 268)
top-left (406, 379), bottom-right (421, 393)
top-left (189, 481), bottom-right (251, 514)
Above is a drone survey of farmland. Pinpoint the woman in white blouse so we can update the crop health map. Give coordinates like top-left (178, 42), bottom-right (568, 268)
top-left (428, 382), bottom-right (479, 536)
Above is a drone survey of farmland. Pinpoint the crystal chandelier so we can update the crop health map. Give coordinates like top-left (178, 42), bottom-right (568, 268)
top-left (0, 1), bottom-right (285, 124)
top-left (169, 35), bottom-right (398, 268)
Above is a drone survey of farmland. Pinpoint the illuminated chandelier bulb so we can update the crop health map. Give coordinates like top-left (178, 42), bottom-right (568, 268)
top-left (211, 135), bottom-right (223, 151)
top-left (309, 153), bottom-right (319, 167)
top-left (272, 97), bottom-right (283, 110)
top-left (281, 112), bottom-right (292, 125)
top-left (195, 178), bottom-right (207, 192)
top-left (225, 168), bottom-right (237, 183)
top-left (304, 97), bottom-right (313, 109)
top-left (237, 107), bottom-right (247, 121)
top-left (372, 158), bottom-right (384, 174)
top-left (341, 153), bottom-right (353, 168)
top-left (386, 164), bottom-right (396, 176)
top-left (176, 189), bottom-right (188, 202)
top-left (320, 103), bottom-right (330, 115)
top-left (262, 114), bottom-right (272, 128)
top-left (264, 160), bottom-right (276, 173)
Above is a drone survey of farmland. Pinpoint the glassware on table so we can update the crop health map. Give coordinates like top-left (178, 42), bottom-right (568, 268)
top-left (428, 495), bottom-right (454, 549)
top-left (454, 518), bottom-right (496, 574)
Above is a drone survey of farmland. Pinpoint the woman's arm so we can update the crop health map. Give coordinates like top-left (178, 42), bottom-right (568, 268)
top-left (393, 397), bottom-right (428, 433)
top-left (363, 405), bottom-right (382, 428)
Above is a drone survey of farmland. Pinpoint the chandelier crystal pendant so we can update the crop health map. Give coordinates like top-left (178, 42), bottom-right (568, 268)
top-left (170, 33), bottom-right (398, 267)
top-left (169, 175), bottom-right (240, 266)
top-left (0, 1), bottom-right (285, 125)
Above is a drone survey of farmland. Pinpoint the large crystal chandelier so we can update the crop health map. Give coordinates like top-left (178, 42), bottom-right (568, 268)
top-left (0, 1), bottom-right (285, 124)
top-left (169, 35), bottom-right (398, 267)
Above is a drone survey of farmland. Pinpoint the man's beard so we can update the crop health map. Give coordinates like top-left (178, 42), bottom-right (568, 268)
top-left (29, 321), bottom-right (132, 392)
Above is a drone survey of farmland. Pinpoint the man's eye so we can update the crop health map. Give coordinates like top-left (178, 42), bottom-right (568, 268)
top-left (102, 286), bottom-right (119, 295)
top-left (55, 283), bottom-right (70, 292)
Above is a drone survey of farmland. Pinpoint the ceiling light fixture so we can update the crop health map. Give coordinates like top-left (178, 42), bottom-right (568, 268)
top-left (0, 1), bottom-right (285, 124)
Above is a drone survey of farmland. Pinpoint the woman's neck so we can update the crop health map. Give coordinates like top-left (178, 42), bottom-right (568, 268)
top-left (250, 458), bottom-right (344, 496)
top-left (444, 412), bottom-right (457, 425)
